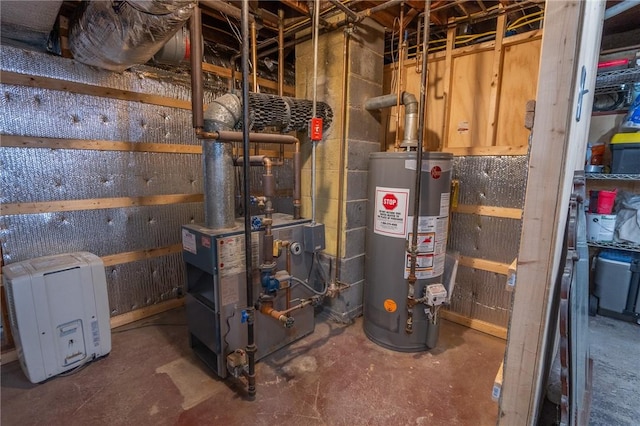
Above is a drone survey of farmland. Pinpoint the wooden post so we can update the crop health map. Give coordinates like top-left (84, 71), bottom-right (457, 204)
top-left (499, 1), bottom-right (605, 424)
top-left (485, 8), bottom-right (507, 146)
top-left (440, 21), bottom-right (456, 150)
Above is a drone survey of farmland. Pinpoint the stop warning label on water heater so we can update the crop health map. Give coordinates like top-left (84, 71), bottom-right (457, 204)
top-left (374, 186), bottom-right (410, 238)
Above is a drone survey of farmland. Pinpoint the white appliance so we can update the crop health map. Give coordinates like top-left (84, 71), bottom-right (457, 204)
top-left (2, 252), bottom-right (111, 383)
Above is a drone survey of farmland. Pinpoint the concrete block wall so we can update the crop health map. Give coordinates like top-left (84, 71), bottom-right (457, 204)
top-left (296, 18), bottom-right (384, 321)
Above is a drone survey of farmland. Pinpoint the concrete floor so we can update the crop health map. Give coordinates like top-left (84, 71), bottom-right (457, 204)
top-left (1, 307), bottom-right (505, 426)
top-left (538, 315), bottom-right (640, 426)
top-left (588, 315), bottom-right (640, 426)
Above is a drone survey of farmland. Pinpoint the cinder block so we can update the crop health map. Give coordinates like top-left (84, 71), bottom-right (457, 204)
top-left (347, 140), bottom-right (381, 170)
top-left (344, 227), bottom-right (366, 258)
top-left (346, 171), bottom-right (368, 200)
top-left (348, 104), bottom-right (383, 143)
top-left (345, 199), bottom-right (367, 229)
top-left (339, 254), bottom-right (365, 285)
top-left (350, 50), bottom-right (384, 84)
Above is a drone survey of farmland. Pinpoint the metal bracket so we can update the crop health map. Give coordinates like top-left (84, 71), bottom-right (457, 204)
top-left (576, 66), bottom-right (589, 122)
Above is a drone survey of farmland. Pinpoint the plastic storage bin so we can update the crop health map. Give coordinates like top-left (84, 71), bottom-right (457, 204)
top-left (610, 133), bottom-right (640, 174)
top-left (593, 250), bottom-right (640, 318)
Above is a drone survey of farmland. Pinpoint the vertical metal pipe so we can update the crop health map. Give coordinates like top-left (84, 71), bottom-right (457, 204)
top-left (201, 140), bottom-right (236, 229)
top-left (406, 0), bottom-right (431, 335)
top-left (189, 7), bottom-right (203, 130)
top-left (395, 5), bottom-right (404, 150)
top-left (241, 0), bottom-right (256, 401)
top-left (293, 142), bottom-right (302, 219)
top-left (278, 9), bottom-right (285, 162)
top-left (311, 0), bottom-right (320, 224)
top-left (334, 26), bottom-right (351, 283)
top-left (251, 21), bottom-right (258, 92)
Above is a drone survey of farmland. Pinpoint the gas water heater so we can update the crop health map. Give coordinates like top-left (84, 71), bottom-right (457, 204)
top-left (364, 151), bottom-right (454, 351)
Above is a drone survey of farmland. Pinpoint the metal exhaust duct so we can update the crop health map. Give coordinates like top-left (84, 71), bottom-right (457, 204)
top-left (69, 0), bottom-right (196, 72)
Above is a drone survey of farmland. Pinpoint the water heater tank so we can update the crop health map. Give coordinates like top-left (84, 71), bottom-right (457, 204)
top-left (2, 252), bottom-right (111, 383)
top-left (364, 152), bottom-right (453, 351)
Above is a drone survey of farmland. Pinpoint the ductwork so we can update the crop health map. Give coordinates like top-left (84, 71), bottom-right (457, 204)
top-left (69, 0), bottom-right (196, 72)
top-left (365, 92), bottom-right (418, 148)
top-left (200, 92), bottom-right (333, 229)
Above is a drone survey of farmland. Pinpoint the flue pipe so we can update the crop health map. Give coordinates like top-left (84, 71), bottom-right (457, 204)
top-left (189, 6), bottom-right (203, 131)
top-left (364, 92), bottom-right (419, 148)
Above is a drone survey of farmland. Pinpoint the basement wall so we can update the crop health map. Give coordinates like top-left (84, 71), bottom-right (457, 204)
top-left (0, 45), bottom-right (295, 320)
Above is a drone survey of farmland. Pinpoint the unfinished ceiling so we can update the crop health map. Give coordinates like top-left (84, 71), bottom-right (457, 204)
top-left (1, 1), bottom-right (638, 75)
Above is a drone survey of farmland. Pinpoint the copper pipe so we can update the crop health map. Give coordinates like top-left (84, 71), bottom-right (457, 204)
top-left (334, 26), bottom-right (350, 284)
top-left (216, 131), bottom-right (298, 145)
top-left (293, 141), bottom-right (301, 219)
top-left (278, 9), bottom-right (285, 163)
top-left (189, 7), bottom-right (203, 131)
top-left (359, 0), bottom-right (404, 18)
top-left (278, 9), bottom-right (285, 97)
top-left (199, 0), bottom-right (254, 23)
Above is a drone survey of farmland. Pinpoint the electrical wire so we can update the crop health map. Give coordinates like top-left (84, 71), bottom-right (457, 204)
top-left (290, 275), bottom-right (327, 296)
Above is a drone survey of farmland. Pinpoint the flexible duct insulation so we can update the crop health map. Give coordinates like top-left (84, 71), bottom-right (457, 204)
top-left (69, 0), bottom-right (196, 72)
top-left (205, 92), bottom-right (333, 133)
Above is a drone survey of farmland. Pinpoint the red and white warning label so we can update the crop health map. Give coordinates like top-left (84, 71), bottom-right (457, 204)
top-left (404, 215), bottom-right (448, 279)
top-left (374, 186), bottom-right (410, 238)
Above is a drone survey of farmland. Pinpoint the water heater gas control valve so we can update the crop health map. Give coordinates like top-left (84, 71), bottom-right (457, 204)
top-left (424, 283), bottom-right (448, 307)
top-left (290, 242), bottom-right (302, 256)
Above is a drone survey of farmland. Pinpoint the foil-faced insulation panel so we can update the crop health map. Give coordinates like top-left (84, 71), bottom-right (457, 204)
top-left (0, 204), bottom-right (204, 265)
top-left (448, 213), bottom-right (522, 264)
top-left (0, 85), bottom-right (200, 144)
top-left (449, 265), bottom-right (513, 327)
top-left (1, 149), bottom-right (202, 203)
top-left (1, 44), bottom-right (225, 103)
top-left (106, 252), bottom-right (184, 316)
top-left (452, 156), bottom-right (528, 208)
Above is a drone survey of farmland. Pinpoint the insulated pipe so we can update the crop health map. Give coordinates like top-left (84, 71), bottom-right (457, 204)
top-left (189, 7), bottom-right (203, 130)
top-left (364, 92), bottom-right (419, 148)
top-left (240, 0), bottom-right (256, 401)
top-left (406, 0), bottom-right (431, 335)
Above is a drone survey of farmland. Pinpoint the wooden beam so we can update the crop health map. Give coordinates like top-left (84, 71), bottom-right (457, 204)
top-left (0, 135), bottom-right (202, 154)
top-left (500, 1), bottom-right (604, 424)
top-left (442, 145), bottom-right (529, 156)
top-left (102, 244), bottom-right (184, 267)
top-left (280, 0), bottom-right (309, 15)
top-left (201, 62), bottom-right (295, 95)
top-left (0, 194), bottom-right (204, 216)
top-left (485, 9), bottom-right (507, 146)
top-left (1, 72), bottom-right (192, 110)
top-left (459, 255), bottom-right (511, 275)
top-left (110, 298), bottom-right (185, 329)
top-left (441, 310), bottom-right (508, 340)
top-left (452, 204), bottom-right (523, 219)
